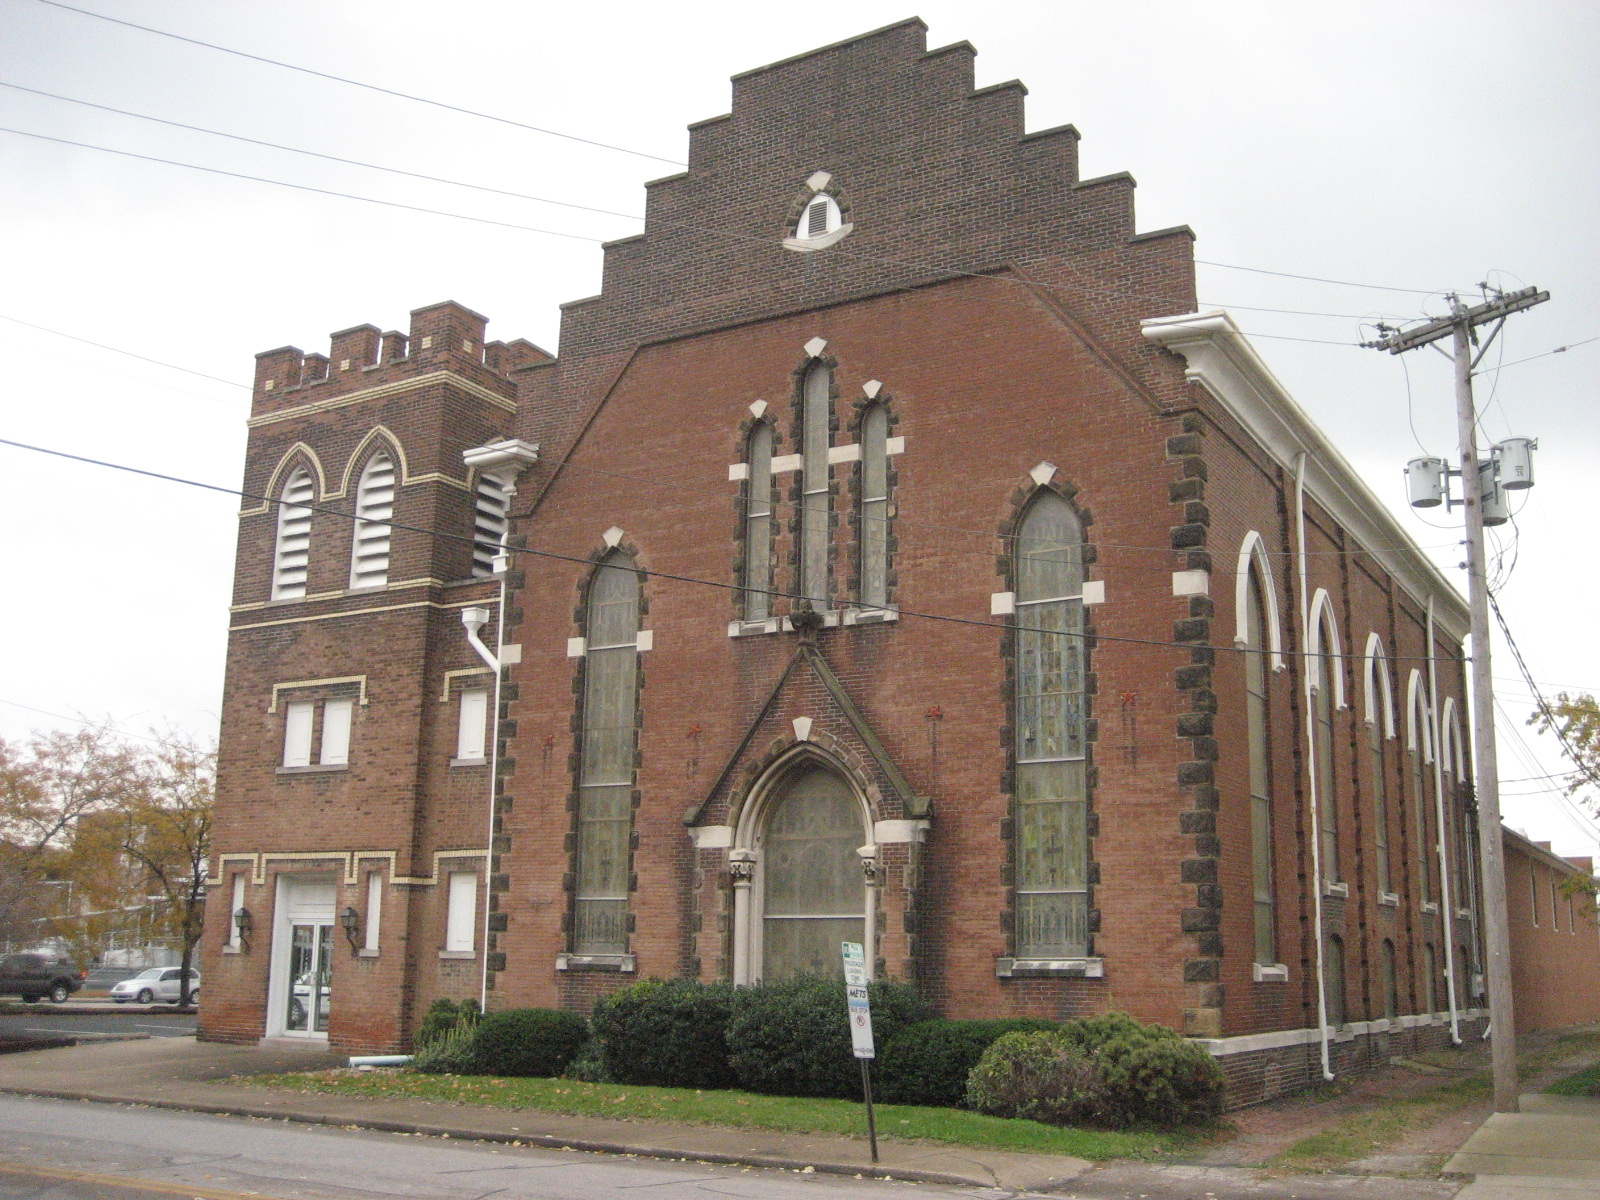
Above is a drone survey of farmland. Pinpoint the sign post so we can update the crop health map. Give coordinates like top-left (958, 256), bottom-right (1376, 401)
top-left (841, 941), bottom-right (878, 1163)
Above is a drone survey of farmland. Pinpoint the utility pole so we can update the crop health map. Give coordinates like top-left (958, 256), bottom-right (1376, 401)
top-left (1365, 285), bottom-right (1549, 1114)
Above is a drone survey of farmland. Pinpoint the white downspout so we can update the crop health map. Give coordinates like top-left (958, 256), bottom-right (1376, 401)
top-left (462, 578), bottom-right (504, 1013)
top-left (1297, 451), bottom-right (1335, 1081)
top-left (1427, 597), bottom-right (1462, 1043)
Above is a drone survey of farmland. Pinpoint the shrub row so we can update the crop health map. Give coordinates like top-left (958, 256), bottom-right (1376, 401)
top-left (408, 988), bottom-right (1223, 1129)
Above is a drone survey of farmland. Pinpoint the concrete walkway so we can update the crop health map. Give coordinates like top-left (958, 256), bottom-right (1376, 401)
top-left (1446, 1093), bottom-right (1600, 1199)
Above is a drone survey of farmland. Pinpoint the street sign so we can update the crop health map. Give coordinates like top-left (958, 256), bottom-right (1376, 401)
top-left (841, 941), bottom-right (874, 1059)
top-left (841, 941), bottom-right (879, 1162)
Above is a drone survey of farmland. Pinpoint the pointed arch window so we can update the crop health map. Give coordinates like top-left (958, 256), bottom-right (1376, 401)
top-left (799, 363), bottom-right (832, 605)
top-left (859, 404), bottom-right (889, 609)
top-left (574, 552), bottom-right (640, 955)
top-left (349, 451), bottom-right (396, 589)
top-left (1012, 491), bottom-right (1088, 960)
top-left (471, 471), bottom-right (510, 578)
top-left (271, 467), bottom-right (315, 600)
top-left (1312, 613), bottom-right (1341, 884)
top-left (1367, 648), bottom-right (1395, 895)
top-left (1408, 683), bottom-right (1437, 907)
top-left (1243, 565), bottom-right (1277, 965)
top-left (743, 422), bottom-right (774, 620)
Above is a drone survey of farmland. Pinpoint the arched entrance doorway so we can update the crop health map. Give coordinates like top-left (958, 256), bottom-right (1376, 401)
top-left (733, 758), bottom-right (872, 983)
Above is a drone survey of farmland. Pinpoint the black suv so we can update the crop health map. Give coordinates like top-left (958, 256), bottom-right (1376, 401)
top-left (0, 953), bottom-right (84, 1003)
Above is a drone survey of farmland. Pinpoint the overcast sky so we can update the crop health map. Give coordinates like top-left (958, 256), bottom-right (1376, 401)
top-left (2, 1), bottom-right (1596, 856)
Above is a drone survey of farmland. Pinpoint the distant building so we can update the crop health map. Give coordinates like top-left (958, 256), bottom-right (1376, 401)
top-left (1503, 828), bottom-right (1600, 1034)
top-left (200, 20), bottom-right (1489, 1104)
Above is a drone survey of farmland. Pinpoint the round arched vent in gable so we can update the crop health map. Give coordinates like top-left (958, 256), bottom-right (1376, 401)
top-left (783, 171), bottom-right (854, 252)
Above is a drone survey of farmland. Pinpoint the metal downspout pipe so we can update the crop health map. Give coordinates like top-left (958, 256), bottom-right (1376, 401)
top-left (1296, 452), bottom-right (1335, 1081)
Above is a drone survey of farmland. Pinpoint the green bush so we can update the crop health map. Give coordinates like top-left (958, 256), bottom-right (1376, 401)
top-left (1058, 1010), bottom-right (1152, 1057)
top-left (416, 997), bottom-right (480, 1049)
top-left (591, 978), bottom-right (738, 1089)
top-left (464, 1008), bottom-right (589, 1078)
top-left (1095, 1033), bottom-right (1224, 1127)
top-left (411, 1019), bottom-right (478, 1074)
top-left (726, 976), bottom-right (933, 1099)
top-left (563, 1039), bottom-right (614, 1083)
top-left (878, 1017), bottom-right (1057, 1107)
top-left (965, 1030), bottom-right (1107, 1125)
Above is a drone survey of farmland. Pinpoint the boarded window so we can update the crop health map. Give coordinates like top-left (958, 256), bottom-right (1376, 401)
top-left (1325, 935), bottom-right (1346, 1027)
top-left (349, 452), bottom-right (396, 589)
top-left (282, 701), bottom-right (314, 768)
top-left (271, 467), bottom-right (315, 600)
top-left (1382, 939), bottom-right (1398, 1018)
top-left (799, 363), bottom-right (831, 604)
top-left (364, 871), bottom-right (382, 953)
top-left (1411, 695), bottom-right (1436, 906)
top-left (456, 688), bottom-right (489, 761)
top-left (319, 698), bottom-right (353, 766)
top-left (762, 767), bottom-right (864, 981)
top-left (859, 404), bottom-right (889, 608)
top-left (574, 553), bottom-right (639, 954)
top-left (1244, 567), bottom-right (1276, 965)
top-left (743, 423), bottom-right (773, 620)
top-left (445, 871), bottom-right (476, 952)
top-left (1012, 492), bottom-right (1088, 959)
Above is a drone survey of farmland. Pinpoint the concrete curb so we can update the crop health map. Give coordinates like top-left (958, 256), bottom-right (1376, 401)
top-left (0, 1084), bottom-right (1005, 1190)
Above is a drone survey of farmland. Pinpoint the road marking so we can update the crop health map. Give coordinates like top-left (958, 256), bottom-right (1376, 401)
top-left (0, 1160), bottom-right (300, 1200)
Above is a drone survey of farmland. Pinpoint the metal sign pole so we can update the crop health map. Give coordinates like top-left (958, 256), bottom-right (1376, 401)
top-left (841, 941), bottom-right (879, 1163)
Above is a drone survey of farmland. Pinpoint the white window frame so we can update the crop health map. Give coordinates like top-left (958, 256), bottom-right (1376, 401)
top-left (271, 468), bottom-right (315, 601)
top-left (349, 452), bottom-right (396, 590)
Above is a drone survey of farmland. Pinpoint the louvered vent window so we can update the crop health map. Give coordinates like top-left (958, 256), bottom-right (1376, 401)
top-left (799, 194), bottom-right (841, 240)
top-left (471, 471), bottom-right (510, 578)
top-left (271, 468), bottom-right (315, 600)
top-left (349, 452), bottom-right (395, 589)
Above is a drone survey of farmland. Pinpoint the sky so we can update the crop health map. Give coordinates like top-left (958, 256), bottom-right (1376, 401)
top-left (1, 1), bottom-right (1597, 856)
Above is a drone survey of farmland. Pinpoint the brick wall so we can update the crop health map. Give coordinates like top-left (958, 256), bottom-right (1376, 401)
top-left (1504, 829), bottom-right (1600, 1034)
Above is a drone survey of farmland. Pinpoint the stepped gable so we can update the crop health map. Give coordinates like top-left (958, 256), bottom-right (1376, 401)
top-left (534, 18), bottom-right (1193, 451)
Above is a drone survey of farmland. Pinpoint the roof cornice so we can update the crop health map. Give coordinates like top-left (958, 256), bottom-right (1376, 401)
top-left (1142, 310), bottom-right (1468, 642)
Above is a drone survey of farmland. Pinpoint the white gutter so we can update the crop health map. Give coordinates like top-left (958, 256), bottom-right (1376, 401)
top-left (1297, 451), bottom-right (1335, 1082)
top-left (1428, 598), bottom-right (1462, 1043)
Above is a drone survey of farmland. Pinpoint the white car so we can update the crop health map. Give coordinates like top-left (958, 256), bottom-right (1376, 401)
top-left (109, 967), bottom-right (200, 1005)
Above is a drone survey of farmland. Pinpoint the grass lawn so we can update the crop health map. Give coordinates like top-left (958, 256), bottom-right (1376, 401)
top-left (1548, 1064), bottom-right (1600, 1097)
top-left (238, 1068), bottom-right (1198, 1160)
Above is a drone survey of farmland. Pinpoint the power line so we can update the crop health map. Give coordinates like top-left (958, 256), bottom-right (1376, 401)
top-left (0, 433), bottom-right (1460, 665)
top-left (0, 126), bottom-right (609, 246)
top-left (31, 0), bottom-right (683, 167)
top-left (0, 698), bottom-right (175, 747)
top-left (1, 123), bottom-right (1400, 325)
top-left (1474, 335), bottom-right (1600, 376)
top-left (1195, 259), bottom-right (1441, 296)
top-left (0, 313), bottom-right (247, 389)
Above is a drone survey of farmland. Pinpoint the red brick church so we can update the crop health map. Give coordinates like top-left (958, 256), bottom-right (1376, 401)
top-left (200, 19), bottom-right (1488, 1104)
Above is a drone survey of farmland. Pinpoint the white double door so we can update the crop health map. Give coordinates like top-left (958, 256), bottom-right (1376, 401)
top-left (268, 878), bottom-right (336, 1039)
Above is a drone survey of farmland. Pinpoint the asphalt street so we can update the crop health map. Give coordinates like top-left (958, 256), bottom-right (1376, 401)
top-left (0, 1093), bottom-right (982, 1200)
top-left (0, 1011), bottom-right (197, 1039)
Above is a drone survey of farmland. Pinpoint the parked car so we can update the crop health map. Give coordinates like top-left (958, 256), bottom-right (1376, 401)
top-left (109, 966), bottom-right (200, 1005)
top-left (0, 953), bottom-right (84, 1004)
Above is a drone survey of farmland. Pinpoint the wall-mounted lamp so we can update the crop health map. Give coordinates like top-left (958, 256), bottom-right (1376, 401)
top-left (339, 906), bottom-right (362, 955)
top-left (232, 907), bottom-right (253, 953)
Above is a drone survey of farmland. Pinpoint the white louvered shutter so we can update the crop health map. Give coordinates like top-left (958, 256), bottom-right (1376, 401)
top-left (319, 698), bottom-right (353, 766)
top-left (271, 469), bottom-right (315, 600)
top-left (349, 452), bottom-right (395, 588)
top-left (471, 472), bottom-right (510, 578)
top-left (282, 701), bottom-right (314, 767)
top-left (456, 688), bottom-right (489, 760)
top-left (445, 872), bottom-right (477, 952)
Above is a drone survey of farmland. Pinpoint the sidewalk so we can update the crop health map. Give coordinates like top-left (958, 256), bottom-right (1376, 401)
top-left (0, 1035), bottom-right (1465, 1198)
top-left (1446, 1093), bottom-right (1600, 1199)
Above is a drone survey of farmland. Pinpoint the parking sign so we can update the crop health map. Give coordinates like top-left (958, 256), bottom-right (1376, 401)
top-left (841, 942), bottom-right (874, 1059)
